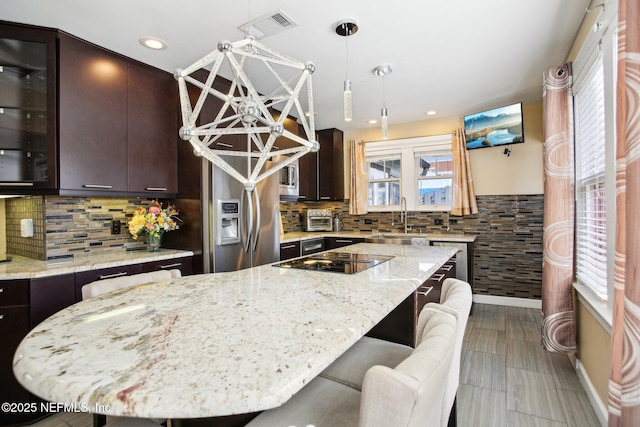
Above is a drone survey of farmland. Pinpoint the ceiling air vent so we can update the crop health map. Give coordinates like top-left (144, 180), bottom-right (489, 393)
top-left (237, 9), bottom-right (297, 39)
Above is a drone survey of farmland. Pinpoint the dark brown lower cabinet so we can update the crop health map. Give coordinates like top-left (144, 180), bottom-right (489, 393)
top-left (74, 263), bottom-right (143, 302)
top-left (0, 280), bottom-right (39, 425)
top-left (140, 257), bottom-right (193, 276)
top-left (366, 256), bottom-right (456, 347)
top-left (280, 241), bottom-right (301, 261)
top-left (324, 237), bottom-right (364, 250)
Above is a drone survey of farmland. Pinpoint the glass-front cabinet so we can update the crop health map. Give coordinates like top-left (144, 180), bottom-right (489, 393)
top-left (0, 23), bottom-right (56, 191)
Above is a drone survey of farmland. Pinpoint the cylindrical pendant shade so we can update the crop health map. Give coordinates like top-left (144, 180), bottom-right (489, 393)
top-left (381, 107), bottom-right (388, 140)
top-left (344, 80), bottom-right (352, 122)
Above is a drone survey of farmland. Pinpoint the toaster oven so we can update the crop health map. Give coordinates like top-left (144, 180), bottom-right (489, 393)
top-left (303, 209), bottom-right (333, 231)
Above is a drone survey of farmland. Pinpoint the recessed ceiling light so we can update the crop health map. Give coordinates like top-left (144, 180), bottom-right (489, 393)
top-left (367, 119), bottom-right (378, 124)
top-left (139, 37), bottom-right (168, 50)
top-left (426, 110), bottom-right (437, 116)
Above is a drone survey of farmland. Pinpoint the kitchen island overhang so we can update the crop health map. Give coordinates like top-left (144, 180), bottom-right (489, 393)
top-left (12, 243), bottom-right (457, 419)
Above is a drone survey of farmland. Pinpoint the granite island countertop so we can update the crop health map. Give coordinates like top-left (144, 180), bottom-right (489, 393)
top-left (0, 249), bottom-right (194, 280)
top-left (13, 243), bottom-right (457, 419)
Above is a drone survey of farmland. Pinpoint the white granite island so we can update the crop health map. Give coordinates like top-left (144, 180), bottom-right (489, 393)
top-left (13, 243), bottom-right (457, 420)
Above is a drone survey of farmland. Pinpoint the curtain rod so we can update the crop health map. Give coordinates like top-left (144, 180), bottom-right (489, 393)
top-left (559, 0), bottom-right (606, 70)
top-left (358, 132), bottom-right (456, 145)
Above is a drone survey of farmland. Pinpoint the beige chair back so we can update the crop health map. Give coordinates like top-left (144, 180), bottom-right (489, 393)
top-left (359, 308), bottom-right (457, 427)
top-left (81, 269), bottom-right (181, 300)
top-left (416, 278), bottom-right (472, 426)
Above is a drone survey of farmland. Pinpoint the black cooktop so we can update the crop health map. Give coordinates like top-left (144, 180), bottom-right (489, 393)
top-left (273, 252), bottom-right (394, 274)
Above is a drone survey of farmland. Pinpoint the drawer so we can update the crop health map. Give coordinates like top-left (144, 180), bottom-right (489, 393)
top-left (0, 280), bottom-right (29, 307)
top-left (280, 241), bottom-right (300, 261)
top-left (75, 264), bottom-right (143, 301)
top-left (141, 257), bottom-right (193, 276)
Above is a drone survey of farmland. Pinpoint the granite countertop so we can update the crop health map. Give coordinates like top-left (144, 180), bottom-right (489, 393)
top-left (281, 230), bottom-right (477, 243)
top-left (13, 243), bottom-right (457, 419)
top-left (0, 249), bottom-right (195, 280)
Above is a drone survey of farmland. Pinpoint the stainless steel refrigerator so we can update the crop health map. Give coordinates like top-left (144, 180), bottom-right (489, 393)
top-left (203, 156), bottom-right (280, 273)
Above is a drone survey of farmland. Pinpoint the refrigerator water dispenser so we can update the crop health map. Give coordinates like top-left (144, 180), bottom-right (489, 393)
top-left (216, 199), bottom-right (241, 246)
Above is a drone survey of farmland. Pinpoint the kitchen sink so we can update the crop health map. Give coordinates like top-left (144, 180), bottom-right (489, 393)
top-left (364, 234), bottom-right (429, 246)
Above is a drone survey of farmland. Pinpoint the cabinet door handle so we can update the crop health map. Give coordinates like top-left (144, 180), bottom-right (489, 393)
top-left (0, 182), bottom-right (34, 186)
top-left (430, 273), bottom-right (446, 282)
top-left (281, 244), bottom-right (297, 250)
top-left (145, 187), bottom-right (168, 191)
top-left (159, 263), bottom-right (181, 269)
top-left (99, 271), bottom-right (128, 280)
top-left (83, 184), bottom-right (113, 189)
top-left (416, 286), bottom-right (433, 296)
top-left (320, 196), bottom-right (330, 200)
top-left (335, 240), bottom-right (353, 243)
top-left (297, 195), bottom-right (306, 199)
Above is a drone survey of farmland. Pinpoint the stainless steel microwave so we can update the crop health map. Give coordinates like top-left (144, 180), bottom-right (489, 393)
top-left (277, 157), bottom-right (299, 200)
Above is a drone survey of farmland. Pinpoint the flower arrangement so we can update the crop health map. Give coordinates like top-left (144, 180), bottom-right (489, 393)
top-left (128, 200), bottom-right (180, 240)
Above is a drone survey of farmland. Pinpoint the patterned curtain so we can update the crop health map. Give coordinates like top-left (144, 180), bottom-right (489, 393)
top-left (349, 140), bottom-right (368, 215)
top-left (609, 0), bottom-right (640, 423)
top-left (541, 64), bottom-right (576, 352)
top-left (451, 129), bottom-right (478, 216)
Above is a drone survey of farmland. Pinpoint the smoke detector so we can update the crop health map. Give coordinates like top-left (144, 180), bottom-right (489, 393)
top-left (237, 9), bottom-right (297, 39)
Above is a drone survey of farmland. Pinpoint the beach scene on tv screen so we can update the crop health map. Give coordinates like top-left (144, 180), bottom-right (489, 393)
top-left (464, 103), bottom-right (524, 149)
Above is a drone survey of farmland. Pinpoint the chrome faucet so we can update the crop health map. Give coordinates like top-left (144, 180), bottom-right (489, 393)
top-left (400, 196), bottom-right (408, 234)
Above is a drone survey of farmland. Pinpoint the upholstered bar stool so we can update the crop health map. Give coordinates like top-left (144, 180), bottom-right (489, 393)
top-left (320, 278), bottom-right (472, 426)
top-left (245, 307), bottom-right (458, 427)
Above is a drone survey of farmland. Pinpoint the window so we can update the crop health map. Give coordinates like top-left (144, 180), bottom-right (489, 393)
top-left (367, 158), bottom-right (401, 207)
top-left (571, 4), bottom-right (617, 303)
top-left (416, 154), bottom-right (453, 207)
top-left (574, 56), bottom-right (607, 299)
top-left (365, 135), bottom-right (452, 211)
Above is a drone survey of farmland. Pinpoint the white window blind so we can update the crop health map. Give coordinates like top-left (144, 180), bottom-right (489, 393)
top-left (574, 55), bottom-right (608, 299)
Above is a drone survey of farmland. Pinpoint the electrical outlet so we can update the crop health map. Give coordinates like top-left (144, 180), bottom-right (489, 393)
top-left (111, 220), bottom-right (121, 235)
top-left (364, 219), bottom-right (372, 225)
top-left (434, 219), bottom-right (443, 225)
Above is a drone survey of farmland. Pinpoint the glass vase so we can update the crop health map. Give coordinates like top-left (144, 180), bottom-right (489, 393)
top-left (146, 232), bottom-right (163, 252)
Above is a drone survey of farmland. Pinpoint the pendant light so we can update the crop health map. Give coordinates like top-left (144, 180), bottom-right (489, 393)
top-left (336, 19), bottom-right (358, 122)
top-left (373, 64), bottom-right (392, 139)
top-left (175, 38), bottom-right (318, 189)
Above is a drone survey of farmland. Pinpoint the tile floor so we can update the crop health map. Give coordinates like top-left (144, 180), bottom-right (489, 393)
top-left (457, 304), bottom-right (601, 427)
top-left (30, 304), bottom-right (602, 427)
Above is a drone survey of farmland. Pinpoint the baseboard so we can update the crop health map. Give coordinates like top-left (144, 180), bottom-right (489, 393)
top-left (473, 294), bottom-right (541, 309)
top-left (576, 359), bottom-right (608, 426)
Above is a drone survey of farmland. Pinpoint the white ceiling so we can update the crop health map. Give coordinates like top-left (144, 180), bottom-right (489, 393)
top-left (3, 0), bottom-right (587, 132)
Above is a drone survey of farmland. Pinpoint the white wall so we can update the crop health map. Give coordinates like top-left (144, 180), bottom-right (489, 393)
top-left (343, 103), bottom-right (544, 198)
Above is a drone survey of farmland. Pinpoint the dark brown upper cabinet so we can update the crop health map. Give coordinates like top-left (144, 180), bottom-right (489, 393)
top-left (0, 21), bottom-right (179, 197)
top-left (0, 22), bottom-right (58, 193)
top-left (127, 61), bottom-right (178, 194)
top-left (298, 128), bottom-right (344, 201)
top-left (58, 32), bottom-right (129, 194)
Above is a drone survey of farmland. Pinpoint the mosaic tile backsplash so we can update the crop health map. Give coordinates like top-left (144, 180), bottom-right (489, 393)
top-left (5, 194), bottom-right (543, 300)
top-left (280, 194), bottom-right (544, 300)
top-left (6, 196), bottom-right (46, 260)
top-left (44, 197), bottom-right (149, 260)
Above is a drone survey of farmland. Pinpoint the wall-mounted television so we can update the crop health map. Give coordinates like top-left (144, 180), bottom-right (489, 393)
top-left (464, 102), bottom-right (524, 150)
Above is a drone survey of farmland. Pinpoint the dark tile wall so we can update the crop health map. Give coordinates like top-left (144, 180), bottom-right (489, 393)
top-left (280, 194), bottom-right (544, 299)
top-left (5, 196), bottom-right (46, 260)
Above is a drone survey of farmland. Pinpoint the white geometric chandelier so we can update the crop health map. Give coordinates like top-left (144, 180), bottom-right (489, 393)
top-left (175, 37), bottom-right (319, 191)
